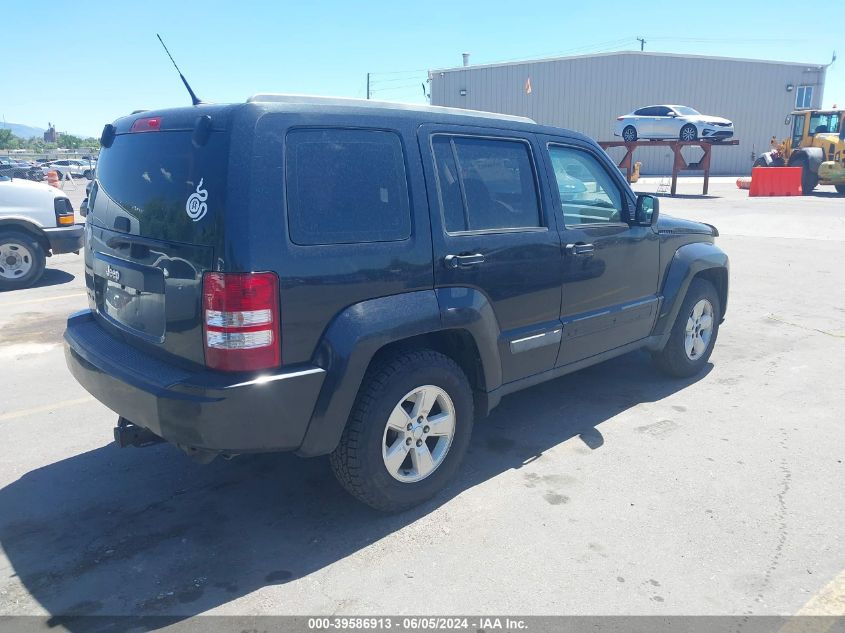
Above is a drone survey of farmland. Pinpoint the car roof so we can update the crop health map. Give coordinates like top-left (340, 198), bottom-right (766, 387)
top-left (111, 95), bottom-right (596, 145)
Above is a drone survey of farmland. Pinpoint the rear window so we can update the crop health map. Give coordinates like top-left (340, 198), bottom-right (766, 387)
top-left (285, 128), bottom-right (411, 245)
top-left (93, 130), bottom-right (228, 243)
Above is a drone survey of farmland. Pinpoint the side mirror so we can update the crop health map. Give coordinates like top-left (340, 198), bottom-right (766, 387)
top-left (634, 194), bottom-right (659, 226)
top-left (80, 198), bottom-right (89, 217)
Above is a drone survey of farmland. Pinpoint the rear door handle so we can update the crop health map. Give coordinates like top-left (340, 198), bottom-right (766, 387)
top-left (444, 253), bottom-right (485, 269)
top-left (565, 243), bottom-right (595, 256)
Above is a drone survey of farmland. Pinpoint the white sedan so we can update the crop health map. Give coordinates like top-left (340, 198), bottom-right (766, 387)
top-left (41, 159), bottom-right (96, 180)
top-left (614, 105), bottom-right (734, 142)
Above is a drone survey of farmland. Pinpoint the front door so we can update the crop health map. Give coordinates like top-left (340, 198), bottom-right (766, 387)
top-left (540, 138), bottom-right (660, 366)
top-left (419, 125), bottom-right (563, 384)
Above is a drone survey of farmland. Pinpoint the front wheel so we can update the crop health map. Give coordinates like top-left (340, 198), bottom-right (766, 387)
top-left (652, 278), bottom-right (720, 378)
top-left (680, 124), bottom-right (698, 142)
top-left (330, 349), bottom-right (474, 512)
top-left (0, 231), bottom-right (46, 291)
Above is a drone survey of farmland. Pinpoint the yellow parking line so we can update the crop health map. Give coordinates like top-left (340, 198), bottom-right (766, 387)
top-left (795, 568), bottom-right (845, 616)
top-left (1, 292), bottom-right (86, 306)
top-left (0, 396), bottom-right (94, 422)
top-left (778, 568), bottom-right (845, 633)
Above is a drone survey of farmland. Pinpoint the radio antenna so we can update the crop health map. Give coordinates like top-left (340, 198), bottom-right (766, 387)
top-left (156, 34), bottom-right (202, 106)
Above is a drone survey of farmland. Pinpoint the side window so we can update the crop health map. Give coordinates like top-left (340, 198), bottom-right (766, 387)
top-left (285, 128), bottom-right (411, 245)
top-left (653, 106), bottom-right (671, 117)
top-left (548, 145), bottom-right (624, 226)
top-left (431, 135), bottom-right (541, 232)
top-left (792, 114), bottom-right (806, 146)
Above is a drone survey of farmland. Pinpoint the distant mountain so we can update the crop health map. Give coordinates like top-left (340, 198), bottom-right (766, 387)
top-left (0, 122), bottom-right (46, 139)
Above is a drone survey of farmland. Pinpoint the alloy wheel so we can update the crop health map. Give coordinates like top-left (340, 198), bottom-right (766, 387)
top-left (381, 385), bottom-right (456, 483)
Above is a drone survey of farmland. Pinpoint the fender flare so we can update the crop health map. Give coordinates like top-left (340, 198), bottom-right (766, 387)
top-left (648, 242), bottom-right (729, 351)
top-left (296, 288), bottom-right (504, 457)
top-left (788, 147), bottom-right (825, 173)
top-left (0, 218), bottom-right (51, 254)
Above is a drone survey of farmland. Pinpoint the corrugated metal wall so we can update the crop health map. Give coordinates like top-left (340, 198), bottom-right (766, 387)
top-left (429, 52), bottom-right (826, 175)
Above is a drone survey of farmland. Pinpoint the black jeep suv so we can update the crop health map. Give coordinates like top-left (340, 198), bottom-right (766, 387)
top-left (65, 96), bottom-right (728, 511)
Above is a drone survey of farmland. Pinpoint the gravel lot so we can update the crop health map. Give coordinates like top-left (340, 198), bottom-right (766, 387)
top-left (0, 178), bottom-right (843, 622)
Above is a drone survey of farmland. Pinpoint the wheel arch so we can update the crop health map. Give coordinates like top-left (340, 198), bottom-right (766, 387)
top-left (296, 289), bottom-right (502, 457)
top-left (0, 219), bottom-right (51, 255)
top-left (648, 242), bottom-right (729, 351)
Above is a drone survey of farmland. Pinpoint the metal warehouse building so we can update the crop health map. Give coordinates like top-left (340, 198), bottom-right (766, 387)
top-left (429, 51), bottom-right (827, 175)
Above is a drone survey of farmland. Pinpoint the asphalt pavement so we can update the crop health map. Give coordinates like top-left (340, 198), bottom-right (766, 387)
top-left (0, 178), bottom-right (842, 623)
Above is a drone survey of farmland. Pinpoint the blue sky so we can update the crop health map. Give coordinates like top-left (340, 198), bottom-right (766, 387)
top-left (2, 0), bottom-right (841, 137)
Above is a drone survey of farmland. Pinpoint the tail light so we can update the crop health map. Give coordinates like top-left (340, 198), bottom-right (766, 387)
top-left (616, 116), bottom-right (625, 121)
top-left (130, 116), bottom-right (162, 133)
top-left (202, 272), bottom-right (281, 372)
top-left (54, 197), bottom-right (75, 226)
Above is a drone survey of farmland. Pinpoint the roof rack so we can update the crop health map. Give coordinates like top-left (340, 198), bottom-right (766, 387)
top-left (245, 93), bottom-right (535, 124)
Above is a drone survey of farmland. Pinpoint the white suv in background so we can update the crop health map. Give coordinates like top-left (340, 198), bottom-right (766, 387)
top-left (0, 176), bottom-right (83, 289)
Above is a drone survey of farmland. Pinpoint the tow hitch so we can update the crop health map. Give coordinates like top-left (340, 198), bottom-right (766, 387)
top-left (113, 417), bottom-right (165, 448)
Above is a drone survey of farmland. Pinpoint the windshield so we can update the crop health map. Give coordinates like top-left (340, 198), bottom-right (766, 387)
top-left (94, 130), bottom-right (228, 243)
top-left (673, 106), bottom-right (701, 116)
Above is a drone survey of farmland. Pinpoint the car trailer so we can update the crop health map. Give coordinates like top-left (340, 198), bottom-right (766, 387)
top-left (598, 139), bottom-right (739, 195)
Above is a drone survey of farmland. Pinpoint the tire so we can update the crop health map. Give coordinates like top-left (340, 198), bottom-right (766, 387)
top-left (680, 124), bottom-right (698, 142)
top-left (835, 185), bottom-right (845, 194)
top-left (0, 230), bottom-right (47, 291)
top-left (330, 349), bottom-right (474, 512)
top-left (622, 126), bottom-right (638, 142)
top-left (799, 162), bottom-right (818, 194)
top-left (753, 157), bottom-right (768, 168)
top-left (652, 278), bottom-right (720, 378)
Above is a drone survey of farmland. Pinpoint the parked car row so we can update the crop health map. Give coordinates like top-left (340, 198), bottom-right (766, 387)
top-left (0, 157), bottom-right (97, 182)
top-left (0, 157), bottom-right (45, 182)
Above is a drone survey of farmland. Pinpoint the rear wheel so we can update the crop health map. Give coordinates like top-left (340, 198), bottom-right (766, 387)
top-left (652, 278), bottom-right (720, 378)
top-left (622, 126), bottom-right (638, 142)
top-left (680, 124), bottom-right (698, 142)
top-left (0, 230), bottom-right (46, 290)
top-left (330, 349), bottom-right (474, 512)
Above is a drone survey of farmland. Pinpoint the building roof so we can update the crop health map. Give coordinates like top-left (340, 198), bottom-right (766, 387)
top-left (429, 50), bottom-right (826, 75)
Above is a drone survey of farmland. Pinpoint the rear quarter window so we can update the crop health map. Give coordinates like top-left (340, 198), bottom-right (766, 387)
top-left (284, 128), bottom-right (411, 245)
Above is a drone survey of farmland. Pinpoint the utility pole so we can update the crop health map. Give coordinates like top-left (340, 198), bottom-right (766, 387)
top-left (637, 37), bottom-right (646, 52)
top-left (366, 73), bottom-right (370, 100)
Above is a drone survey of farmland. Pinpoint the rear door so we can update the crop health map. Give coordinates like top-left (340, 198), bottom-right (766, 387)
top-left (419, 124), bottom-right (563, 384)
top-left (87, 121), bottom-right (229, 365)
top-left (539, 136), bottom-right (659, 366)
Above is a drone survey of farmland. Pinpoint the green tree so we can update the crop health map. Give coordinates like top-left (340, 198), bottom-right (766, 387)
top-left (0, 129), bottom-right (21, 150)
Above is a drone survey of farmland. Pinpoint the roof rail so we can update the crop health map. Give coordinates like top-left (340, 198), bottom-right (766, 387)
top-left (245, 93), bottom-right (535, 124)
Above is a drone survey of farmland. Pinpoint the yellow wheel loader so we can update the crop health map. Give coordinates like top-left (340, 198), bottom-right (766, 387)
top-left (754, 109), bottom-right (845, 195)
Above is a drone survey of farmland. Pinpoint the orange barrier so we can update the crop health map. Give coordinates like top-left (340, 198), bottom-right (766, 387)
top-left (46, 170), bottom-right (59, 188)
top-left (749, 167), bottom-right (802, 197)
top-left (736, 177), bottom-right (751, 190)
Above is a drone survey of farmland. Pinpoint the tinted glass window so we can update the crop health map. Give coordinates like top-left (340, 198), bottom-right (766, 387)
top-left (653, 106), bottom-right (672, 116)
top-left (285, 128), bottom-right (411, 245)
top-left (95, 130), bottom-right (229, 244)
top-left (548, 145), bottom-right (623, 226)
top-left (792, 114), bottom-right (806, 145)
top-left (432, 135), bottom-right (541, 232)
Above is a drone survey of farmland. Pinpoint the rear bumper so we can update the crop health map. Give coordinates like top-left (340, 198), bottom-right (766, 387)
top-left (44, 224), bottom-right (84, 255)
top-left (64, 310), bottom-right (326, 453)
